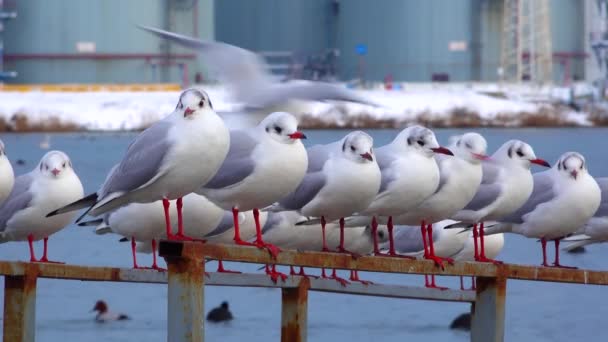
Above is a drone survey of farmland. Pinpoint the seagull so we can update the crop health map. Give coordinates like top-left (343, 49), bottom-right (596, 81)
top-left (451, 140), bottom-right (550, 263)
top-left (47, 89), bottom-right (230, 241)
top-left (198, 111), bottom-right (307, 258)
top-left (343, 125), bottom-right (453, 257)
top-left (391, 132), bottom-right (488, 269)
top-left (138, 25), bottom-right (380, 112)
top-left (388, 220), bottom-right (469, 289)
top-left (92, 300), bottom-right (130, 323)
top-left (451, 231), bottom-right (504, 290)
top-left (562, 178), bottom-right (608, 252)
top-left (484, 152), bottom-right (601, 268)
top-left (0, 139), bottom-right (15, 205)
top-left (0, 151), bottom-right (84, 262)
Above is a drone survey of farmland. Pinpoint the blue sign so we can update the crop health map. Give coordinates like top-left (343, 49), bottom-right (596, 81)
top-left (355, 43), bottom-right (367, 56)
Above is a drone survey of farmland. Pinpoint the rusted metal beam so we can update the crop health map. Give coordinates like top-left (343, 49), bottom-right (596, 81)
top-left (470, 277), bottom-right (507, 342)
top-left (167, 242), bottom-right (608, 285)
top-left (164, 254), bottom-right (205, 342)
top-left (3, 273), bottom-right (37, 342)
top-left (281, 278), bottom-right (309, 342)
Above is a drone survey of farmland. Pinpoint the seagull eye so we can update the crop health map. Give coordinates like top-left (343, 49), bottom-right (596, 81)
top-left (45, 165), bottom-right (49, 170)
top-left (417, 140), bottom-right (425, 146)
top-left (199, 100), bottom-right (204, 108)
top-left (516, 150), bottom-right (524, 157)
top-left (465, 142), bottom-right (472, 149)
top-left (62, 162), bottom-right (66, 168)
top-left (350, 145), bottom-right (356, 152)
top-left (274, 126), bottom-right (283, 134)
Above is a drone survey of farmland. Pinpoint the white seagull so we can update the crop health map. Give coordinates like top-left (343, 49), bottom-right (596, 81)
top-left (485, 152), bottom-right (601, 268)
top-left (391, 132), bottom-right (488, 268)
top-left (563, 178), bottom-right (608, 251)
top-left (0, 151), bottom-right (84, 262)
top-left (47, 89), bottom-right (230, 241)
top-left (138, 25), bottom-right (380, 112)
top-left (450, 230), bottom-right (505, 290)
top-left (344, 125), bottom-right (453, 256)
top-left (0, 139), bottom-right (15, 205)
top-left (198, 111), bottom-right (307, 258)
top-left (451, 140), bottom-right (550, 263)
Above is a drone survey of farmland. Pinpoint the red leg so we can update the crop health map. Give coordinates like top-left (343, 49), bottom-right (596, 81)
top-left (37, 237), bottom-right (63, 264)
top-left (472, 223), bottom-right (479, 260)
top-left (232, 207), bottom-right (255, 247)
top-left (424, 274), bottom-right (448, 290)
top-left (289, 266), bottom-right (297, 276)
top-left (421, 220), bottom-right (429, 257)
top-left (424, 223), bottom-right (446, 268)
top-left (551, 239), bottom-right (577, 269)
top-left (459, 276), bottom-right (464, 290)
top-left (375, 217), bottom-right (415, 259)
top-left (131, 237), bottom-right (140, 269)
top-left (297, 267), bottom-right (319, 279)
top-left (265, 264), bottom-right (287, 283)
top-left (540, 238), bottom-right (549, 266)
top-left (216, 260), bottom-right (241, 274)
top-left (349, 270), bottom-right (373, 285)
top-left (335, 217), bottom-right (360, 258)
top-left (321, 216), bottom-right (329, 252)
top-left (474, 222), bottom-right (502, 264)
top-left (163, 198), bottom-right (173, 239)
top-left (252, 208), bottom-right (281, 259)
top-left (320, 268), bottom-right (329, 279)
top-left (329, 269), bottom-right (350, 287)
top-left (471, 277), bottom-right (476, 290)
top-left (171, 197), bottom-right (194, 241)
top-left (150, 239), bottom-right (166, 271)
top-left (27, 234), bottom-right (37, 262)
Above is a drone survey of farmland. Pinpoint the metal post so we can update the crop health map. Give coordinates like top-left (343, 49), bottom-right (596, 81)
top-left (3, 274), bottom-right (37, 342)
top-left (281, 278), bottom-right (309, 342)
top-left (471, 276), bottom-right (507, 342)
top-left (165, 254), bottom-right (204, 342)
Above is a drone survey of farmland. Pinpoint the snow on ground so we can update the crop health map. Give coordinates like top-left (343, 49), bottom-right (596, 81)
top-left (0, 84), bottom-right (578, 131)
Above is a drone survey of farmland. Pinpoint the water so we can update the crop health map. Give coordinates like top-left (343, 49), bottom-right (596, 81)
top-left (1, 128), bottom-right (608, 341)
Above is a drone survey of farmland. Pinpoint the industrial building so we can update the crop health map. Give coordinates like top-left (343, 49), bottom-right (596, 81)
top-left (0, 0), bottom-right (598, 85)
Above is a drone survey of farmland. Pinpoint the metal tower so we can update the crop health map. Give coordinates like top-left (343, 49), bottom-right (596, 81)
top-left (0, 0), bottom-right (16, 81)
top-left (500, 0), bottom-right (553, 84)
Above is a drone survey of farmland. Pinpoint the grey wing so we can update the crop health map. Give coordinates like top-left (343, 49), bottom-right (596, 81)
top-left (203, 212), bottom-right (235, 237)
top-left (138, 25), bottom-right (272, 102)
top-left (100, 120), bottom-right (172, 196)
top-left (462, 161), bottom-right (504, 211)
top-left (392, 226), bottom-right (426, 253)
top-left (500, 171), bottom-right (556, 224)
top-left (0, 174), bottom-right (34, 230)
top-left (432, 160), bottom-right (451, 195)
top-left (278, 172), bottom-right (326, 210)
top-left (593, 178), bottom-right (608, 217)
top-left (255, 82), bottom-right (381, 108)
top-left (306, 144), bottom-right (332, 172)
top-left (375, 149), bottom-right (397, 194)
top-left (261, 212), bottom-right (287, 234)
top-left (202, 131), bottom-right (258, 189)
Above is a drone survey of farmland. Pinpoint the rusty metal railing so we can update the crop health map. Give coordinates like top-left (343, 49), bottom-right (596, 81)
top-left (2, 241), bottom-right (608, 342)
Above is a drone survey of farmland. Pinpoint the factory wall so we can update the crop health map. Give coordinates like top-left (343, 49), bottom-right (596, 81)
top-left (3, 0), bottom-right (214, 84)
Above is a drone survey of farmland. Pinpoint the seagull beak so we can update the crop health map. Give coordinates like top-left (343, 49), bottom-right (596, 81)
top-left (360, 152), bottom-right (374, 161)
top-left (51, 168), bottom-right (60, 176)
top-left (530, 158), bottom-right (551, 167)
top-left (184, 107), bottom-right (195, 117)
top-left (472, 153), bottom-right (490, 160)
top-left (430, 146), bottom-right (453, 156)
top-left (288, 131), bottom-right (306, 140)
top-left (570, 170), bottom-right (578, 179)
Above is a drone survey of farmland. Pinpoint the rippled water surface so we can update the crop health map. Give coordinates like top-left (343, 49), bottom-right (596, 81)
top-left (0, 127), bottom-right (607, 341)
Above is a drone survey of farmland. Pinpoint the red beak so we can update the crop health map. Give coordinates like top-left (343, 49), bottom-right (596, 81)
top-left (431, 146), bottom-right (454, 156)
top-left (360, 152), bottom-right (373, 161)
top-left (530, 158), bottom-right (551, 167)
top-left (472, 153), bottom-right (490, 160)
top-left (51, 168), bottom-right (60, 176)
top-left (570, 170), bottom-right (578, 179)
top-left (184, 107), bottom-right (195, 117)
top-left (288, 131), bottom-right (307, 140)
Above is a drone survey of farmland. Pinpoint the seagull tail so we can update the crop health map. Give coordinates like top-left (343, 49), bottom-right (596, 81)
top-left (94, 225), bottom-right (113, 235)
top-left (77, 218), bottom-right (104, 227)
top-left (46, 193), bottom-right (98, 218)
top-left (481, 223), bottom-right (512, 236)
top-left (562, 238), bottom-right (595, 252)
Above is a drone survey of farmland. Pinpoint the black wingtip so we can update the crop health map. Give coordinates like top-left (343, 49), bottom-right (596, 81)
top-left (46, 193), bottom-right (98, 218)
top-left (119, 237), bottom-right (128, 242)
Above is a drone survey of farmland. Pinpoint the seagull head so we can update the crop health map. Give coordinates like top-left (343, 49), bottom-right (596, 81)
top-left (365, 224), bottom-right (390, 245)
top-left (341, 131), bottom-right (375, 163)
top-left (451, 132), bottom-right (488, 164)
top-left (260, 112), bottom-right (306, 144)
top-left (399, 125), bottom-right (453, 157)
top-left (556, 152), bottom-right (587, 180)
top-left (38, 150), bottom-right (73, 179)
top-left (176, 88), bottom-right (213, 119)
top-left (497, 140), bottom-right (550, 169)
